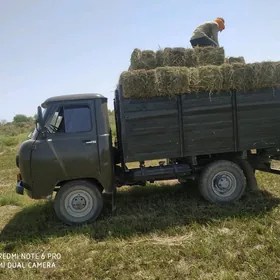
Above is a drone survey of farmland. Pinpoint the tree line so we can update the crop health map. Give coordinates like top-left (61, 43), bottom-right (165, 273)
top-left (1, 110), bottom-right (115, 125)
top-left (0, 114), bottom-right (37, 125)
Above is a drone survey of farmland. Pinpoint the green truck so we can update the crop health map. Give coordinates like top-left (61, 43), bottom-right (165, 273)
top-left (15, 84), bottom-right (280, 225)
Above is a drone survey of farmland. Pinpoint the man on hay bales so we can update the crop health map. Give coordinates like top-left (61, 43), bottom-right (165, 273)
top-left (190, 17), bottom-right (225, 48)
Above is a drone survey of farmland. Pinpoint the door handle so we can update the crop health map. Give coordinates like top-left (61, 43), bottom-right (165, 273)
top-left (84, 140), bottom-right (96, 144)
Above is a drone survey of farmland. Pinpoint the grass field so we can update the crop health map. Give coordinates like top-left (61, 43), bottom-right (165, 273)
top-left (1, 121), bottom-right (280, 279)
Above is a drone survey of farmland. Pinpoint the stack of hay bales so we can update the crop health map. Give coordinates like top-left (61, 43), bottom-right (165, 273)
top-left (120, 46), bottom-right (280, 98)
top-left (129, 47), bottom-right (225, 70)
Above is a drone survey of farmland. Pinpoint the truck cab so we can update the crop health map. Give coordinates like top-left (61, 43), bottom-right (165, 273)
top-left (16, 93), bottom-right (115, 225)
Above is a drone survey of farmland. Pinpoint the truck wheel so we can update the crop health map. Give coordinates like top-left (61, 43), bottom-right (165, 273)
top-left (54, 180), bottom-right (103, 225)
top-left (199, 160), bottom-right (246, 204)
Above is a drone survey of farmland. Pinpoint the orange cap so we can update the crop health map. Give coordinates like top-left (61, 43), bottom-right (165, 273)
top-left (214, 18), bottom-right (225, 31)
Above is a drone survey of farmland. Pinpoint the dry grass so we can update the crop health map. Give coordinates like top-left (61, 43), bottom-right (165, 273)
top-left (193, 46), bottom-right (225, 66)
top-left (197, 65), bottom-right (223, 93)
top-left (1, 123), bottom-right (280, 279)
top-left (130, 49), bottom-right (157, 70)
top-left (124, 46), bottom-right (280, 98)
top-left (226, 56), bottom-right (246, 64)
top-left (160, 47), bottom-right (198, 67)
top-left (130, 47), bottom-right (225, 70)
top-left (155, 67), bottom-right (191, 97)
top-left (221, 63), bottom-right (255, 92)
top-left (161, 48), bottom-right (187, 67)
top-left (120, 69), bottom-right (157, 98)
top-left (120, 61), bottom-right (280, 98)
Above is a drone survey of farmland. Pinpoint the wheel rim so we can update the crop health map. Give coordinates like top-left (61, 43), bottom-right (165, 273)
top-left (211, 171), bottom-right (237, 197)
top-left (64, 189), bottom-right (94, 218)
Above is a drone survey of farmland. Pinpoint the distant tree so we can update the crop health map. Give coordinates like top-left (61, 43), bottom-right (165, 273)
top-left (13, 114), bottom-right (33, 123)
top-left (0, 119), bottom-right (7, 125)
top-left (33, 114), bottom-right (38, 120)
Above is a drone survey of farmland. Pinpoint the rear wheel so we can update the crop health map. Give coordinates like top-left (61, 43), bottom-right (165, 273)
top-left (54, 180), bottom-right (103, 225)
top-left (199, 160), bottom-right (246, 204)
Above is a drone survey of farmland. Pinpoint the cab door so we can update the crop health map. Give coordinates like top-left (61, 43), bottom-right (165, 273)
top-left (30, 101), bottom-right (100, 197)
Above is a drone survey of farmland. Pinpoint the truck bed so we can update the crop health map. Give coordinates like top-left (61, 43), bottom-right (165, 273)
top-left (114, 86), bottom-right (280, 163)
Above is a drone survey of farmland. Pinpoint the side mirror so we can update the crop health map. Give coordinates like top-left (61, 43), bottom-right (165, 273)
top-left (37, 106), bottom-right (44, 130)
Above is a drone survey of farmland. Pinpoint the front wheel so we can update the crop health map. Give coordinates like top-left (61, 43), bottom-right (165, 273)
top-left (199, 160), bottom-right (246, 204)
top-left (54, 180), bottom-right (103, 225)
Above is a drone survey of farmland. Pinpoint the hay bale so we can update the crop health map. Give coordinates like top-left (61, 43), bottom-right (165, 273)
top-left (158, 47), bottom-right (220, 68)
top-left (156, 50), bottom-right (164, 67)
top-left (194, 46), bottom-right (225, 66)
top-left (160, 47), bottom-right (197, 67)
top-left (130, 48), bottom-right (141, 69)
top-left (220, 64), bottom-right (234, 92)
top-left (188, 67), bottom-right (200, 92)
top-left (197, 66), bottom-right (223, 93)
top-left (251, 62), bottom-right (278, 89)
top-left (185, 48), bottom-right (197, 67)
top-left (275, 62), bottom-right (280, 84)
top-left (221, 62), bottom-right (280, 92)
top-left (155, 67), bottom-right (190, 96)
top-left (221, 63), bottom-right (254, 92)
top-left (120, 69), bottom-right (156, 98)
top-left (228, 56), bottom-right (246, 64)
top-left (130, 49), bottom-right (157, 70)
top-left (161, 48), bottom-right (187, 67)
top-left (130, 46), bottom-right (224, 69)
top-left (159, 47), bottom-right (226, 68)
top-left (121, 61), bottom-right (280, 99)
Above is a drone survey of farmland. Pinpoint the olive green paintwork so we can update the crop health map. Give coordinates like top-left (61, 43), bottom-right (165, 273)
top-left (17, 94), bottom-right (115, 199)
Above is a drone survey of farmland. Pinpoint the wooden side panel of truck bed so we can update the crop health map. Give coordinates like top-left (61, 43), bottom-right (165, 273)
top-left (181, 92), bottom-right (235, 156)
top-left (116, 94), bottom-right (181, 162)
top-left (237, 88), bottom-right (280, 150)
top-left (115, 86), bottom-right (280, 163)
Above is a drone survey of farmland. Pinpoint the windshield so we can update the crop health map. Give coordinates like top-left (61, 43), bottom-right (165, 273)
top-left (44, 107), bottom-right (64, 133)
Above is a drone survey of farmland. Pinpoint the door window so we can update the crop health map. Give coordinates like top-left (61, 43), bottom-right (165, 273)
top-left (64, 106), bottom-right (92, 133)
top-left (45, 105), bottom-right (92, 133)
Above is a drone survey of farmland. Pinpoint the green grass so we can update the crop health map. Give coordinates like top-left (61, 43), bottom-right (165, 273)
top-left (0, 121), bottom-right (34, 137)
top-left (1, 119), bottom-right (280, 279)
top-left (0, 192), bottom-right (25, 207)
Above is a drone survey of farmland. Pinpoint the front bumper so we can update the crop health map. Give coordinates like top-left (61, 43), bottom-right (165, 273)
top-left (15, 173), bottom-right (52, 199)
top-left (15, 173), bottom-right (31, 196)
top-left (16, 173), bottom-right (24, 195)
top-left (15, 179), bottom-right (33, 198)
top-left (16, 180), bottom-right (24, 195)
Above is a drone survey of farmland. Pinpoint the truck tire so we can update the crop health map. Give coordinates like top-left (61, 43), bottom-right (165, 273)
top-left (54, 180), bottom-right (103, 225)
top-left (198, 160), bottom-right (246, 204)
top-left (234, 159), bottom-right (259, 192)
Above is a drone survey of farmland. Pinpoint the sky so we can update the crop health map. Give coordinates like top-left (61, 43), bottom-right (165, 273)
top-left (1, 0), bottom-right (280, 121)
